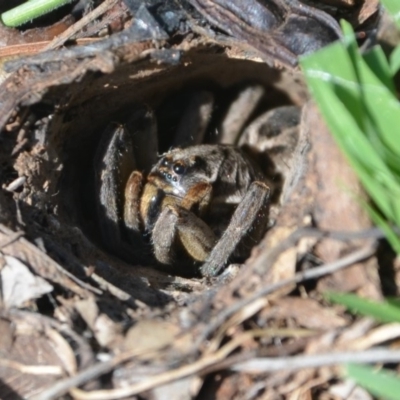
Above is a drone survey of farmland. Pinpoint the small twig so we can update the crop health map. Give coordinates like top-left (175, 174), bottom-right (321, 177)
top-left (0, 358), bottom-right (63, 376)
top-left (35, 331), bottom-right (400, 400)
top-left (32, 245), bottom-right (376, 400)
top-left (42, 0), bottom-right (120, 51)
top-left (0, 38), bottom-right (101, 58)
top-left (0, 224), bottom-right (102, 296)
top-left (31, 356), bottom-right (121, 400)
top-left (253, 226), bottom-right (383, 274)
top-left (41, 237), bottom-right (104, 295)
top-left (198, 243), bottom-right (377, 345)
top-left (11, 138), bottom-right (29, 156)
top-left (36, 330), bottom-right (262, 400)
top-left (9, 309), bottom-right (95, 374)
top-left (0, 42), bottom-right (49, 58)
top-left (231, 348), bottom-right (400, 372)
top-left (0, 230), bottom-right (24, 249)
top-left (4, 176), bottom-right (26, 192)
top-left (351, 323), bottom-right (400, 351)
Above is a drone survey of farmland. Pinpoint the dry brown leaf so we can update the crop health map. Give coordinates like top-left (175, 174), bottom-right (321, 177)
top-left (1, 255), bottom-right (53, 308)
top-left (123, 319), bottom-right (182, 354)
top-left (75, 298), bottom-right (123, 348)
top-left (263, 298), bottom-right (347, 330)
top-left (0, 315), bottom-right (67, 398)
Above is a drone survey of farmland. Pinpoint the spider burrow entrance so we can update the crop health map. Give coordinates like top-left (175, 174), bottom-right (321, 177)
top-left (55, 55), bottom-right (306, 281)
top-left (94, 86), bottom-right (300, 277)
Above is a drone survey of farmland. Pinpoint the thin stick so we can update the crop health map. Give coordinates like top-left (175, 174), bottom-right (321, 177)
top-left (198, 243), bottom-right (377, 344)
top-left (42, 0), bottom-right (119, 51)
top-left (0, 230), bottom-right (24, 249)
top-left (35, 331), bottom-right (269, 400)
top-left (0, 224), bottom-right (102, 295)
top-left (0, 358), bottom-right (63, 376)
top-left (231, 348), bottom-right (400, 372)
top-left (32, 245), bottom-right (376, 400)
top-left (47, 345), bottom-right (400, 400)
top-left (252, 226), bottom-right (383, 275)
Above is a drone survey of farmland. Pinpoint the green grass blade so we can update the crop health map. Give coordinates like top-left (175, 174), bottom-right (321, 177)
top-left (1, 0), bottom-right (73, 27)
top-left (300, 22), bottom-right (400, 253)
top-left (365, 202), bottom-right (400, 253)
top-left (301, 47), bottom-right (400, 222)
top-left (326, 292), bottom-right (400, 323)
top-left (387, 298), bottom-right (400, 308)
top-left (346, 364), bottom-right (400, 400)
top-left (390, 46), bottom-right (400, 75)
top-left (363, 46), bottom-right (395, 94)
top-left (342, 36), bottom-right (400, 160)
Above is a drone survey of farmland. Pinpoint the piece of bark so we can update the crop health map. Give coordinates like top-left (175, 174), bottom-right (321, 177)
top-left (304, 103), bottom-right (381, 299)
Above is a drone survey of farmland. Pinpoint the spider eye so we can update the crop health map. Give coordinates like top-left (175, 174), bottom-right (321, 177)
top-left (161, 158), bottom-right (169, 167)
top-left (173, 163), bottom-right (185, 175)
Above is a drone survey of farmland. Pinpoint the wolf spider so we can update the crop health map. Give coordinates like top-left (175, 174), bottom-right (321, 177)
top-left (94, 88), bottom-right (298, 277)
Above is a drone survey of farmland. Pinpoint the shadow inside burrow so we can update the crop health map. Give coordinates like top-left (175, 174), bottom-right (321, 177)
top-left (38, 50), bottom-right (306, 288)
